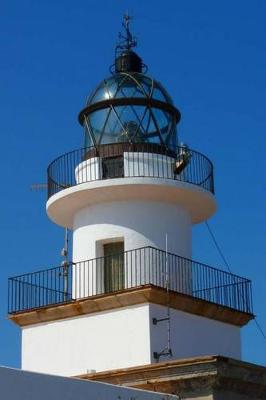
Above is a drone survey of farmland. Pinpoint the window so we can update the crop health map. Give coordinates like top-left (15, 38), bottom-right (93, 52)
top-left (102, 156), bottom-right (124, 179)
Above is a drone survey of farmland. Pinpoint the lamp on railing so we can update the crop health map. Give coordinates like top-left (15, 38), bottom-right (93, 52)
top-left (174, 144), bottom-right (191, 175)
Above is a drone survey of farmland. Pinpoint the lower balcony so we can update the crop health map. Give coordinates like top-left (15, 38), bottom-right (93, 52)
top-left (8, 246), bottom-right (253, 326)
top-left (8, 247), bottom-right (253, 319)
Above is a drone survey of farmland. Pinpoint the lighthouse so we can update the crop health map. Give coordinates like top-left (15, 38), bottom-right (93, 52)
top-left (8, 16), bottom-right (253, 378)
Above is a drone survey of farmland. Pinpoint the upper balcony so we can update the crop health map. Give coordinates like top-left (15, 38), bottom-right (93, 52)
top-left (46, 144), bottom-right (216, 227)
top-left (47, 143), bottom-right (214, 199)
top-left (8, 246), bottom-right (253, 327)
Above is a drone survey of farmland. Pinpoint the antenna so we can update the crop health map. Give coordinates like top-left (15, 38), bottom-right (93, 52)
top-left (30, 183), bottom-right (48, 190)
top-left (61, 225), bottom-right (70, 302)
top-left (152, 233), bottom-right (173, 362)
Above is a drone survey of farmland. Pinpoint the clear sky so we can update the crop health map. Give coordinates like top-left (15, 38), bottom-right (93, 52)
top-left (0, 0), bottom-right (265, 367)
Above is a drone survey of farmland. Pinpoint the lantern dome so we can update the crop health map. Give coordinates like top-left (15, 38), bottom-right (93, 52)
top-left (86, 73), bottom-right (173, 105)
top-left (78, 13), bottom-right (181, 154)
top-left (79, 72), bottom-right (181, 152)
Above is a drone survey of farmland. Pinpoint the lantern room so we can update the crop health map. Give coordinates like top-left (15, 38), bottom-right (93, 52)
top-left (78, 14), bottom-right (181, 156)
top-left (79, 72), bottom-right (181, 153)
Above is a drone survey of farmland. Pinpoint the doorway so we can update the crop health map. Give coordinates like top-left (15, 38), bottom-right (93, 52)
top-left (104, 242), bottom-right (124, 292)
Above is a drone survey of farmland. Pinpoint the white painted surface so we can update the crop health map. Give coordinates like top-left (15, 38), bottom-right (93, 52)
top-left (22, 303), bottom-right (241, 377)
top-left (75, 152), bottom-right (175, 183)
top-left (46, 177), bottom-right (216, 227)
top-left (0, 366), bottom-right (175, 400)
top-left (22, 304), bottom-right (151, 376)
top-left (124, 152), bottom-right (175, 178)
top-left (149, 304), bottom-right (241, 361)
top-left (72, 200), bottom-right (192, 298)
top-left (72, 200), bottom-right (191, 261)
top-left (75, 157), bottom-right (102, 182)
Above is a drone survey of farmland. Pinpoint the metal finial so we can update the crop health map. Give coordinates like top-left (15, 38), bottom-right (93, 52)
top-left (117, 13), bottom-right (137, 52)
top-left (111, 14), bottom-right (145, 74)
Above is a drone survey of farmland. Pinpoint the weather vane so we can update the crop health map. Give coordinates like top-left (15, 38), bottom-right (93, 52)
top-left (116, 13), bottom-right (137, 53)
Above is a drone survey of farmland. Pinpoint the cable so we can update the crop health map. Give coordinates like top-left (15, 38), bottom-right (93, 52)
top-left (254, 318), bottom-right (266, 340)
top-left (205, 221), bottom-right (232, 274)
top-left (205, 221), bottom-right (266, 342)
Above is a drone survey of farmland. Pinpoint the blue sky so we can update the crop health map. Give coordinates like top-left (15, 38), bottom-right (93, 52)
top-left (0, 0), bottom-right (265, 367)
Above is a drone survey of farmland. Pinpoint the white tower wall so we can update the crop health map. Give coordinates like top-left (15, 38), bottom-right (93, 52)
top-left (21, 303), bottom-right (241, 377)
top-left (72, 200), bottom-right (192, 262)
top-left (71, 200), bottom-right (192, 298)
top-left (149, 303), bottom-right (241, 361)
top-left (22, 304), bottom-right (152, 377)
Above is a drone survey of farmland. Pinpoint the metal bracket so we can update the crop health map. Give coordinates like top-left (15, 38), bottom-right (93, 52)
top-left (152, 317), bottom-right (170, 325)
top-left (153, 348), bottom-right (172, 361)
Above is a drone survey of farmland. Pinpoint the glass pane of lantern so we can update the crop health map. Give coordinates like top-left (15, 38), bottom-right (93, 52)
top-left (88, 108), bottom-right (111, 144)
top-left (84, 126), bottom-right (94, 148)
top-left (87, 78), bottom-right (118, 104)
top-left (116, 76), bottom-right (145, 98)
top-left (139, 108), bottom-right (157, 135)
top-left (152, 108), bottom-right (171, 143)
top-left (115, 105), bottom-right (140, 130)
top-left (101, 111), bottom-right (121, 144)
top-left (138, 75), bottom-right (153, 97)
top-left (87, 82), bottom-right (107, 104)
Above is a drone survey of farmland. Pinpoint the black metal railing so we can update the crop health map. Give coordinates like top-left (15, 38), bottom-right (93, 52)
top-left (8, 247), bottom-right (252, 315)
top-left (47, 144), bottom-right (214, 199)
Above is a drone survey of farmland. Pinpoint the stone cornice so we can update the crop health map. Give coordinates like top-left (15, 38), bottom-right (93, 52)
top-left (77, 355), bottom-right (266, 399)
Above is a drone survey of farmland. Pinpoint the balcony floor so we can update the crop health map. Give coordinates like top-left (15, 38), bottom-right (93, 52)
top-left (9, 284), bottom-right (253, 328)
